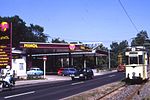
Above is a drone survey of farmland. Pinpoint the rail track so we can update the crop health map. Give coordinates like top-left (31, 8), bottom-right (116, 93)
top-left (98, 81), bottom-right (147, 100)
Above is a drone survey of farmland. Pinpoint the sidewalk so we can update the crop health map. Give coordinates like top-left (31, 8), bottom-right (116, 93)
top-left (15, 70), bottom-right (117, 86)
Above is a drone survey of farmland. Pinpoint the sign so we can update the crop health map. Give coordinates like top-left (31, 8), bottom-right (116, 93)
top-left (0, 22), bottom-right (9, 32)
top-left (24, 43), bottom-right (38, 48)
top-left (0, 22), bottom-right (12, 68)
top-left (69, 44), bottom-right (75, 51)
top-left (43, 56), bottom-right (47, 61)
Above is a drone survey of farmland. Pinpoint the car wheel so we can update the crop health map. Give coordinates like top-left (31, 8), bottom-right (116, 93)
top-left (91, 75), bottom-right (94, 79)
top-left (71, 77), bottom-right (75, 81)
top-left (0, 83), bottom-right (3, 92)
top-left (84, 76), bottom-right (88, 80)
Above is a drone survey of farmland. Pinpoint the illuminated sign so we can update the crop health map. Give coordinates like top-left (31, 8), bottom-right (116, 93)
top-left (0, 36), bottom-right (9, 40)
top-left (24, 44), bottom-right (38, 48)
top-left (69, 44), bottom-right (75, 51)
top-left (0, 21), bottom-right (11, 68)
top-left (0, 22), bottom-right (9, 32)
top-left (80, 45), bottom-right (85, 50)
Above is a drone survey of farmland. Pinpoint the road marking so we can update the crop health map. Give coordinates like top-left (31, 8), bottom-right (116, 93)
top-left (4, 91), bottom-right (35, 99)
top-left (108, 74), bottom-right (116, 77)
top-left (71, 81), bottom-right (84, 85)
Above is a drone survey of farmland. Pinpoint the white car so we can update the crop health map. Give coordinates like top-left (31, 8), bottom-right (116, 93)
top-left (27, 68), bottom-right (43, 76)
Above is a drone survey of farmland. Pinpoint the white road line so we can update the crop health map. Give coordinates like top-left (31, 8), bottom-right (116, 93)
top-left (71, 81), bottom-right (84, 85)
top-left (108, 74), bottom-right (116, 77)
top-left (4, 91), bottom-right (35, 99)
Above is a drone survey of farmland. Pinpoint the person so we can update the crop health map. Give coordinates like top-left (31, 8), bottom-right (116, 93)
top-left (3, 65), bottom-right (15, 85)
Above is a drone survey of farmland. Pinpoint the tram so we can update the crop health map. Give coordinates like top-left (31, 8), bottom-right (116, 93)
top-left (125, 46), bottom-right (149, 82)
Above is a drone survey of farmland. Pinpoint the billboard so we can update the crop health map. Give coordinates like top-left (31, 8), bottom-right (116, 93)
top-left (0, 22), bottom-right (12, 68)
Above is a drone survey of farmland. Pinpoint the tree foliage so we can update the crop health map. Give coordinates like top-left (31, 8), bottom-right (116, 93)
top-left (0, 15), bottom-right (48, 48)
top-left (131, 30), bottom-right (149, 46)
top-left (51, 38), bottom-right (66, 43)
top-left (110, 40), bottom-right (128, 67)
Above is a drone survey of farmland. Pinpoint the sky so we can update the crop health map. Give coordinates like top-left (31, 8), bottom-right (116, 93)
top-left (1, 0), bottom-right (150, 48)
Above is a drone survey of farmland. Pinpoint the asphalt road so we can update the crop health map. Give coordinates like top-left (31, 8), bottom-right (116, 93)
top-left (0, 72), bottom-right (125, 100)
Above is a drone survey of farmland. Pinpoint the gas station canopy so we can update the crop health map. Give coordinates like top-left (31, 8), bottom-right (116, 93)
top-left (20, 42), bottom-right (108, 57)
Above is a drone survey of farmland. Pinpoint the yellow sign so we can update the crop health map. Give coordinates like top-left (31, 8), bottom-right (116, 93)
top-left (80, 45), bottom-right (85, 50)
top-left (0, 36), bottom-right (9, 40)
top-left (24, 44), bottom-right (38, 48)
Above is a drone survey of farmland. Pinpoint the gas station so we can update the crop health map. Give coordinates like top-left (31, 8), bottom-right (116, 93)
top-left (0, 21), bottom-right (108, 78)
top-left (19, 42), bottom-right (108, 75)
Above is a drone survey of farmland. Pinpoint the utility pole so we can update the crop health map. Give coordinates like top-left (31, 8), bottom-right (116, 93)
top-left (108, 50), bottom-right (111, 70)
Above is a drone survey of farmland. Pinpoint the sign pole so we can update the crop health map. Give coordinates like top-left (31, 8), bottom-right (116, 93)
top-left (43, 56), bottom-right (47, 79)
top-left (44, 60), bottom-right (46, 79)
top-left (10, 22), bottom-right (12, 69)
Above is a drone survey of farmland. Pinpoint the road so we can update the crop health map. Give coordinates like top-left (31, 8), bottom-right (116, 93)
top-left (0, 72), bottom-right (125, 100)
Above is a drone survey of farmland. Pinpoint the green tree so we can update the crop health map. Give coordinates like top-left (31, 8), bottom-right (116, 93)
top-left (110, 40), bottom-right (128, 67)
top-left (29, 24), bottom-right (48, 42)
top-left (131, 30), bottom-right (149, 46)
top-left (51, 38), bottom-right (66, 43)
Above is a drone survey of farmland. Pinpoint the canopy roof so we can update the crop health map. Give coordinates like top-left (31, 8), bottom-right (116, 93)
top-left (20, 42), bottom-right (108, 57)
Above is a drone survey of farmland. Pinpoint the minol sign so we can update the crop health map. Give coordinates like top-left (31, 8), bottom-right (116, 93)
top-left (0, 22), bottom-right (12, 68)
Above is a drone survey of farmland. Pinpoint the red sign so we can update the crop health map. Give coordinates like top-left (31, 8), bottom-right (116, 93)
top-left (43, 56), bottom-right (47, 61)
top-left (0, 22), bottom-right (12, 68)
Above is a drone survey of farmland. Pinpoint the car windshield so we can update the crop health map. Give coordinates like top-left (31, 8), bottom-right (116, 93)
top-left (70, 68), bottom-right (76, 71)
top-left (30, 68), bottom-right (39, 71)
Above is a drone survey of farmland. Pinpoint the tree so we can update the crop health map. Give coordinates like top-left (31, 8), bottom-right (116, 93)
top-left (29, 24), bottom-right (48, 42)
top-left (0, 15), bottom-right (48, 48)
top-left (131, 30), bottom-right (149, 46)
top-left (51, 38), bottom-right (66, 43)
top-left (110, 40), bottom-right (128, 67)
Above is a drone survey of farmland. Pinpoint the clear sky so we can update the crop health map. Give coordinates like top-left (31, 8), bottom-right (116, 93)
top-left (1, 0), bottom-right (150, 48)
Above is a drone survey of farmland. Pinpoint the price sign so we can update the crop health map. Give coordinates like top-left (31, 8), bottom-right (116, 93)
top-left (0, 22), bottom-right (12, 68)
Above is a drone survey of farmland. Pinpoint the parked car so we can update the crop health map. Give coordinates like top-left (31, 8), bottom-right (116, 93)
top-left (62, 68), bottom-right (77, 76)
top-left (27, 68), bottom-right (43, 76)
top-left (57, 68), bottom-right (65, 76)
top-left (70, 68), bottom-right (94, 80)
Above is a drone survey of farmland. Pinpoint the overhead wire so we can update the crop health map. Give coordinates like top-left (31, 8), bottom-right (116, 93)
top-left (118, 0), bottom-right (139, 32)
top-left (49, 0), bottom-right (137, 45)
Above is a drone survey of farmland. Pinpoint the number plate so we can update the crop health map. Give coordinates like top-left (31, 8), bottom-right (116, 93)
top-left (74, 76), bottom-right (79, 78)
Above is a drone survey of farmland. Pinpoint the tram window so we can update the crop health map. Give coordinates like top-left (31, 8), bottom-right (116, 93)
top-left (139, 55), bottom-right (144, 64)
top-left (130, 57), bottom-right (138, 64)
top-left (125, 56), bottom-right (129, 65)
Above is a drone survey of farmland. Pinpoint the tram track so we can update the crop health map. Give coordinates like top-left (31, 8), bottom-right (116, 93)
top-left (126, 83), bottom-right (146, 100)
top-left (98, 83), bottom-right (126, 100)
top-left (99, 81), bottom-right (147, 100)
top-left (99, 71), bottom-right (150, 100)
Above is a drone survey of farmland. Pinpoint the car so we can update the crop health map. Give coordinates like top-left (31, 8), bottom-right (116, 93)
top-left (62, 68), bottom-right (77, 76)
top-left (27, 68), bottom-right (43, 76)
top-left (70, 68), bottom-right (94, 80)
top-left (57, 68), bottom-right (65, 76)
top-left (117, 64), bottom-right (125, 72)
